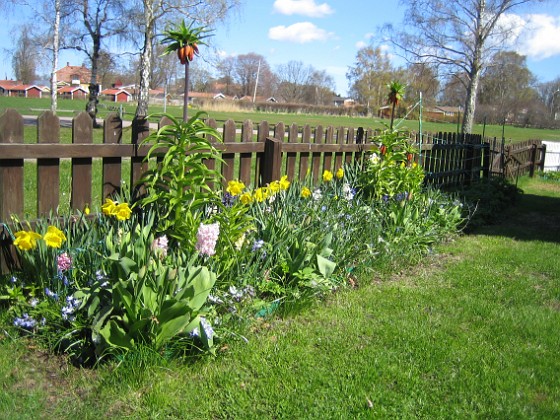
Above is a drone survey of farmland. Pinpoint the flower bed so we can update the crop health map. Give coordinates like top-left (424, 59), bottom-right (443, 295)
top-left (0, 114), bottom-right (465, 365)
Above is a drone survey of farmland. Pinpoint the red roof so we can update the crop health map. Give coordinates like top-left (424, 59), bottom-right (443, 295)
top-left (101, 88), bottom-right (132, 96)
top-left (58, 86), bottom-right (88, 93)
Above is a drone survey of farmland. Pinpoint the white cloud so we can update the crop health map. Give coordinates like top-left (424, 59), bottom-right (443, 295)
top-left (355, 41), bottom-right (367, 49)
top-left (502, 13), bottom-right (560, 59)
top-left (268, 22), bottom-right (333, 43)
top-left (273, 0), bottom-right (334, 18)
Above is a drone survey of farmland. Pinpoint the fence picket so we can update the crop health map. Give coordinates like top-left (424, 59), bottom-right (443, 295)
top-left (0, 109), bottom-right (24, 220)
top-left (311, 125), bottom-right (324, 182)
top-left (71, 112), bottom-right (93, 211)
top-left (37, 111), bottom-right (60, 216)
top-left (102, 113), bottom-right (122, 199)
top-left (239, 120), bottom-right (253, 185)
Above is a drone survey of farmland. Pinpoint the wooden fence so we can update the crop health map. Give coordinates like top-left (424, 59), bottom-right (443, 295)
top-left (0, 109), bottom-right (500, 225)
top-left (487, 138), bottom-right (546, 179)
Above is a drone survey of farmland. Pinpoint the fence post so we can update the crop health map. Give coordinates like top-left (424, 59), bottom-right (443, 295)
top-left (529, 143), bottom-right (537, 177)
top-left (0, 109), bottom-right (24, 221)
top-left (260, 137), bottom-right (282, 186)
top-left (482, 142), bottom-right (490, 179)
top-left (539, 143), bottom-right (547, 172)
top-left (131, 116), bottom-right (150, 198)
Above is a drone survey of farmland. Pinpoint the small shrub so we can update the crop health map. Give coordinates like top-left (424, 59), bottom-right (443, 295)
top-left (358, 129), bottom-right (425, 200)
top-left (453, 177), bottom-right (522, 229)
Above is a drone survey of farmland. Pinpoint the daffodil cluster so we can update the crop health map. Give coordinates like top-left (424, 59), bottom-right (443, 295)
top-left (227, 175), bottom-right (291, 205)
top-left (101, 198), bottom-right (132, 221)
top-left (13, 225), bottom-right (66, 251)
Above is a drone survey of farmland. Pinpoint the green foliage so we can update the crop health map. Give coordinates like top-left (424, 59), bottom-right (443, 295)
top-left (358, 129), bottom-right (425, 200)
top-left (374, 188), bottom-right (465, 262)
top-left (537, 170), bottom-right (560, 182)
top-left (161, 20), bottom-right (212, 54)
top-left (138, 112), bottom-right (224, 250)
top-left (75, 211), bottom-right (217, 355)
top-left (453, 177), bottom-right (522, 230)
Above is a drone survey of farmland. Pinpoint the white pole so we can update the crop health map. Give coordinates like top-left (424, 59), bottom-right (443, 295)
top-left (253, 60), bottom-right (261, 103)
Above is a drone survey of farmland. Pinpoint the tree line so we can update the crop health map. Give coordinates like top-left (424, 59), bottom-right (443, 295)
top-left (4, 0), bottom-right (559, 131)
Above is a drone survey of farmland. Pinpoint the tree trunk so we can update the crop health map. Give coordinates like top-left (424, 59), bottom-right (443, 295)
top-left (50, 0), bottom-right (61, 114)
top-left (136, 32), bottom-right (153, 118)
top-left (86, 30), bottom-right (101, 128)
top-left (135, 2), bottom-right (155, 119)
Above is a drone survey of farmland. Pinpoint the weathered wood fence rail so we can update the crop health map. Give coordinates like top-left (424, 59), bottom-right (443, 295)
top-left (0, 109), bottom-right (546, 224)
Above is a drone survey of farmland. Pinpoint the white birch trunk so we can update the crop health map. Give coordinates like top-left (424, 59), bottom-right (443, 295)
top-left (50, 0), bottom-right (60, 114)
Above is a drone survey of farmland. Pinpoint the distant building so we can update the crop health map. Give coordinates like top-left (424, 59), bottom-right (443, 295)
top-left (57, 85), bottom-right (88, 100)
top-left (55, 63), bottom-right (91, 89)
top-left (424, 106), bottom-right (463, 120)
top-left (0, 80), bottom-right (49, 98)
top-left (101, 88), bottom-right (133, 103)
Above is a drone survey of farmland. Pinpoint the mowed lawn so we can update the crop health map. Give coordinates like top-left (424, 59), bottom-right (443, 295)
top-left (0, 176), bottom-right (559, 418)
top-left (2, 96), bottom-right (560, 143)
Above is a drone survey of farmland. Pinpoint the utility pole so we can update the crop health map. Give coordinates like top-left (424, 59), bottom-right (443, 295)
top-left (252, 60), bottom-right (261, 103)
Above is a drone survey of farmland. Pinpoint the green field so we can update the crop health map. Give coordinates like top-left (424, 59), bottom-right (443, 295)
top-left (1, 96), bottom-right (559, 144)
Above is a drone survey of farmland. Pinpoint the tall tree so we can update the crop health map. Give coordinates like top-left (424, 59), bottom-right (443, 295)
top-left (233, 53), bottom-right (267, 98)
top-left (216, 55), bottom-right (236, 95)
top-left (387, 0), bottom-right (544, 133)
top-left (130, 0), bottom-right (240, 119)
top-left (276, 60), bottom-right (313, 103)
top-left (13, 0), bottom-right (73, 113)
top-left (478, 50), bottom-right (535, 123)
top-left (304, 69), bottom-right (335, 105)
top-left (12, 24), bottom-right (40, 83)
top-left (346, 45), bottom-right (394, 115)
top-left (405, 62), bottom-right (439, 107)
top-left (67, 0), bottom-right (129, 125)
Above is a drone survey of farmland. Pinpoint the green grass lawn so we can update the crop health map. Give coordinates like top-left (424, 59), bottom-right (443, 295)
top-left (1, 176), bottom-right (559, 418)
top-left (2, 96), bottom-right (559, 144)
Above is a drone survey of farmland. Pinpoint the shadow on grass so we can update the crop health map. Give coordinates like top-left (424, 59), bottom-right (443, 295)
top-left (468, 193), bottom-right (560, 244)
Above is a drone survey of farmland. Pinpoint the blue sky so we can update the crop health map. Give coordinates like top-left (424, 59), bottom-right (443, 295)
top-left (1, 0), bottom-right (560, 96)
top-left (212, 0), bottom-right (560, 95)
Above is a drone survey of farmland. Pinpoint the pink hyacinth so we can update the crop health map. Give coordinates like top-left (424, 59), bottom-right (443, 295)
top-left (57, 252), bottom-right (72, 272)
top-left (152, 235), bottom-right (169, 258)
top-left (195, 222), bottom-right (220, 257)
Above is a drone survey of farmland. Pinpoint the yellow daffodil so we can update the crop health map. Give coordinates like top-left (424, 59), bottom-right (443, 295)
top-left (301, 187), bottom-right (311, 198)
top-left (268, 180), bottom-right (281, 194)
top-left (279, 175), bottom-right (290, 190)
top-left (336, 168), bottom-right (344, 179)
top-left (226, 180), bottom-right (245, 196)
top-left (323, 170), bottom-right (333, 182)
top-left (84, 204), bottom-right (90, 215)
top-left (240, 192), bottom-right (254, 205)
top-left (253, 187), bottom-right (268, 202)
top-left (114, 203), bottom-right (132, 221)
top-left (13, 230), bottom-right (42, 251)
top-left (43, 225), bottom-right (66, 248)
top-left (101, 198), bottom-right (117, 216)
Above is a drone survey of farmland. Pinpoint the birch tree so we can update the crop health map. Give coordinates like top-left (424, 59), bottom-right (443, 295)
top-left (387, 0), bottom-right (545, 133)
top-left (67, 0), bottom-right (129, 125)
top-left (11, 0), bottom-right (72, 113)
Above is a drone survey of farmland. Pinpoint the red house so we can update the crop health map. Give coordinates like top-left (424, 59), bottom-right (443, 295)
top-left (58, 86), bottom-right (88, 100)
top-left (0, 80), bottom-right (47, 98)
top-left (101, 88), bottom-right (133, 102)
